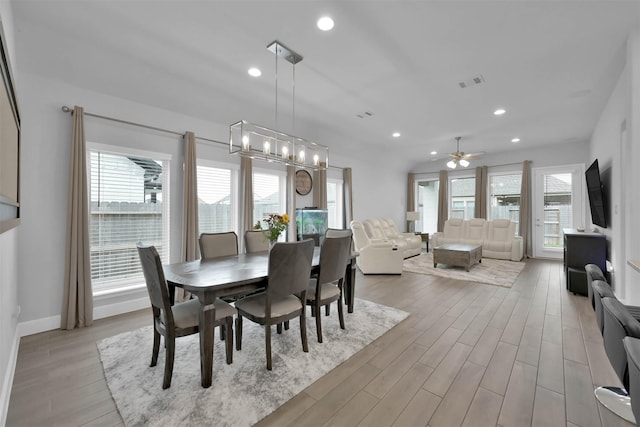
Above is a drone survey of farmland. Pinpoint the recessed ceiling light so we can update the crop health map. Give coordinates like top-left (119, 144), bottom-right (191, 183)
top-left (430, 151), bottom-right (437, 155)
top-left (511, 137), bottom-right (520, 143)
top-left (392, 132), bottom-right (401, 138)
top-left (494, 108), bottom-right (506, 116)
top-left (248, 67), bottom-right (261, 77)
top-left (317, 16), bottom-right (334, 31)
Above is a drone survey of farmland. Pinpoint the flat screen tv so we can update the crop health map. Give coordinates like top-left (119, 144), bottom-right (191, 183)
top-left (585, 159), bottom-right (607, 228)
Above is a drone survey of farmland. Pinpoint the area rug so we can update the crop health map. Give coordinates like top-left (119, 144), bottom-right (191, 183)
top-left (403, 252), bottom-right (525, 288)
top-left (97, 298), bottom-right (408, 426)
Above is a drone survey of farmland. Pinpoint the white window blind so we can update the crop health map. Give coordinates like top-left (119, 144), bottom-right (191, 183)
top-left (197, 164), bottom-right (235, 234)
top-left (88, 148), bottom-right (169, 294)
top-left (253, 171), bottom-right (284, 228)
top-left (327, 179), bottom-right (343, 229)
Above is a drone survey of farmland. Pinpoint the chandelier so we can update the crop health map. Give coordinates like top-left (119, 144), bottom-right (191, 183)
top-left (229, 41), bottom-right (329, 169)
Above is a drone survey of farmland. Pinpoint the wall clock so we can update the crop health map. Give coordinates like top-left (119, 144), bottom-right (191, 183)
top-left (295, 169), bottom-right (313, 195)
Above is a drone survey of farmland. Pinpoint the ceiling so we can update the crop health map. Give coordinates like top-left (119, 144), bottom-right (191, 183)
top-left (11, 1), bottom-right (640, 169)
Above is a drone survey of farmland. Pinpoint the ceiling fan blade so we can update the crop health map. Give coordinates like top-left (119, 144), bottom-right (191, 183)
top-left (462, 152), bottom-right (484, 159)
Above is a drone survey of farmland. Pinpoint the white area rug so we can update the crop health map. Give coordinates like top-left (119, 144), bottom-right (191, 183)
top-left (403, 252), bottom-right (525, 288)
top-left (97, 298), bottom-right (408, 426)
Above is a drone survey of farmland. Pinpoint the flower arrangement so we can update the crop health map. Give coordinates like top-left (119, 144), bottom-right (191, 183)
top-left (255, 213), bottom-right (290, 243)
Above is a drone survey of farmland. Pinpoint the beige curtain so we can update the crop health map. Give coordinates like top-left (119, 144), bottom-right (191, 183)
top-left (61, 106), bottom-right (93, 330)
top-left (407, 173), bottom-right (416, 231)
top-left (519, 160), bottom-right (532, 258)
top-left (474, 165), bottom-right (488, 218)
top-left (437, 170), bottom-right (448, 232)
top-left (343, 167), bottom-right (353, 226)
top-left (287, 165), bottom-right (296, 241)
top-left (313, 167), bottom-right (328, 209)
top-left (177, 131), bottom-right (199, 302)
top-left (240, 157), bottom-right (254, 251)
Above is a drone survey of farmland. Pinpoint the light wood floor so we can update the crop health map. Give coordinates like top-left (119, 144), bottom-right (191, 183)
top-left (6, 258), bottom-right (634, 426)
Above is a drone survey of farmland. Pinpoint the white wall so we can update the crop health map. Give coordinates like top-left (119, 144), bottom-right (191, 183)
top-left (590, 28), bottom-right (640, 304)
top-left (0, 0), bottom-right (20, 424)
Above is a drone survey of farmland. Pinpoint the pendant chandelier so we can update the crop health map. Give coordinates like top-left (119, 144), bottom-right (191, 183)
top-left (229, 41), bottom-right (329, 169)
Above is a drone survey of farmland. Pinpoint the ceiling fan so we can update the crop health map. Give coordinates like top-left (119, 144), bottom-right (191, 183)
top-left (446, 136), bottom-right (484, 169)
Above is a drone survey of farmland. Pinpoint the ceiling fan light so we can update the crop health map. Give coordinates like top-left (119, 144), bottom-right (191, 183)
top-left (447, 160), bottom-right (457, 169)
top-left (459, 159), bottom-right (470, 167)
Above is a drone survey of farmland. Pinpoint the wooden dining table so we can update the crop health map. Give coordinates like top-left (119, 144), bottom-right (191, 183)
top-left (163, 247), bottom-right (357, 388)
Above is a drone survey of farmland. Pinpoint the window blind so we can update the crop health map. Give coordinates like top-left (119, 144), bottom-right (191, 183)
top-left (252, 172), bottom-right (283, 227)
top-left (89, 150), bottom-right (169, 293)
top-left (197, 165), bottom-right (234, 233)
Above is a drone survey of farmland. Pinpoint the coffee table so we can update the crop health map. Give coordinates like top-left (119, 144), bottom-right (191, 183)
top-left (433, 243), bottom-right (482, 271)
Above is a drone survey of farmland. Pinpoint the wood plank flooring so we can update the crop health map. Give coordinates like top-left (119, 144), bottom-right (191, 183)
top-left (6, 258), bottom-right (634, 426)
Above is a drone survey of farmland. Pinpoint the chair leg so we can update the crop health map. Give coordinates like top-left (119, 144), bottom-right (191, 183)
top-left (315, 302), bottom-right (323, 343)
top-left (300, 311), bottom-right (309, 353)
top-left (266, 323), bottom-right (272, 370)
top-left (284, 321), bottom-right (290, 330)
top-left (325, 305), bottom-right (330, 316)
top-left (224, 318), bottom-right (233, 364)
top-left (277, 323), bottom-right (283, 334)
top-left (220, 325), bottom-right (225, 341)
top-left (163, 336), bottom-right (175, 389)
top-left (235, 316), bottom-right (243, 351)
top-left (151, 328), bottom-right (161, 367)
top-left (338, 298), bottom-right (345, 329)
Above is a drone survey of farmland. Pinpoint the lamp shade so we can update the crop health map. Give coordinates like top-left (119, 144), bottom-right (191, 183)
top-left (406, 211), bottom-right (420, 221)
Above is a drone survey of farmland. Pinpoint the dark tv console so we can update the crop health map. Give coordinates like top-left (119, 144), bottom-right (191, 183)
top-left (563, 228), bottom-right (607, 296)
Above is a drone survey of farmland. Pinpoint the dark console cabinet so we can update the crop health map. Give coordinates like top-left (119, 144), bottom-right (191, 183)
top-left (563, 228), bottom-right (607, 296)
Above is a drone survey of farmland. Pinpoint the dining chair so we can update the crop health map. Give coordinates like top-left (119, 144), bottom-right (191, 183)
top-left (245, 229), bottom-right (269, 253)
top-left (136, 243), bottom-right (236, 389)
top-left (199, 231), bottom-right (238, 259)
top-left (234, 239), bottom-right (315, 370)
top-left (307, 233), bottom-right (352, 343)
top-left (624, 336), bottom-right (640, 423)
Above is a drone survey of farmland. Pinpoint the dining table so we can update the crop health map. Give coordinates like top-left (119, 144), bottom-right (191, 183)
top-left (163, 247), bottom-right (357, 388)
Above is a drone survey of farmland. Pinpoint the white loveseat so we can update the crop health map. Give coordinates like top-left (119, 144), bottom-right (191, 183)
top-left (432, 218), bottom-right (524, 261)
top-left (350, 220), bottom-right (404, 274)
top-left (362, 218), bottom-right (422, 258)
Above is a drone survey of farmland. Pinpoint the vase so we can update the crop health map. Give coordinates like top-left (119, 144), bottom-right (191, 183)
top-left (269, 240), bottom-right (277, 251)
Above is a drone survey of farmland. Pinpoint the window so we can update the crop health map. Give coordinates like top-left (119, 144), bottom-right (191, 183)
top-left (489, 173), bottom-right (522, 233)
top-left (197, 161), bottom-right (238, 234)
top-left (327, 178), bottom-right (344, 229)
top-left (450, 177), bottom-right (475, 220)
top-left (88, 144), bottom-right (170, 294)
top-left (253, 170), bottom-right (286, 230)
top-left (416, 179), bottom-right (439, 233)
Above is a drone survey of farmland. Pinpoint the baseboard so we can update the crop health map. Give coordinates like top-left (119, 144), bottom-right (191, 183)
top-left (18, 314), bottom-right (60, 337)
top-left (1, 326), bottom-right (20, 426)
top-left (18, 297), bottom-right (149, 337)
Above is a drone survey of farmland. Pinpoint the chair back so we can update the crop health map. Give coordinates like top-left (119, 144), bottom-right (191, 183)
top-left (326, 228), bottom-right (352, 238)
top-left (593, 280), bottom-right (616, 333)
top-left (624, 336), bottom-right (640, 422)
top-left (137, 243), bottom-right (172, 317)
top-left (317, 233), bottom-right (352, 287)
top-left (585, 264), bottom-right (606, 309)
top-left (245, 230), bottom-right (270, 253)
top-left (199, 232), bottom-right (238, 259)
top-left (602, 297), bottom-right (640, 387)
top-left (268, 239), bottom-right (314, 297)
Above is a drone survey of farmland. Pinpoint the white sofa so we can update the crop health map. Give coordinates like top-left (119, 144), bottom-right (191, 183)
top-left (350, 220), bottom-right (404, 274)
top-left (362, 218), bottom-right (422, 258)
top-left (432, 218), bottom-right (524, 261)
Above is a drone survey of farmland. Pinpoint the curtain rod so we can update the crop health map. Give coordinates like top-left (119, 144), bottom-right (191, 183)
top-left (60, 105), bottom-right (344, 170)
top-left (412, 160), bottom-right (530, 175)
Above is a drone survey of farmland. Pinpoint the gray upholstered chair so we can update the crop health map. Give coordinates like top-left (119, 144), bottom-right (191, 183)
top-left (199, 231), bottom-right (238, 259)
top-left (136, 243), bottom-right (235, 389)
top-left (234, 239), bottom-right (315, 370)
top-left (590, 279), bottom-right (640, 334)
top-left (596, 297), bottom-right (640, 424)
top-left (245, 230), bottom-right (269, 253)
top-left (307, 233), bottom-right (352, 343)
top-left (623, 336), bottom-right (640, 423)
top-left (585, 263), bottom-right (606, 309)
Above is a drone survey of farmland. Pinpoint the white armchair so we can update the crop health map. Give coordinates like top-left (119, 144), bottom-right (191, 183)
top-left (350, 221), bottom-right (403, 275)
top-left (381, 218), bottom-right (422, 257)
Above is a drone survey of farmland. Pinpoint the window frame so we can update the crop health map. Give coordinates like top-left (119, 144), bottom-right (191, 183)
top-left (87, 142), bottom-right (171, 296)
top-left (448, 174), bottom-right (475, 220)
